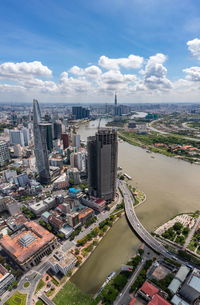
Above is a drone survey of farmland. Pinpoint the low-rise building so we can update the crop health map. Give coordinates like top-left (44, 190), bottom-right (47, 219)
top-left (0, 264), bottom-right (15, 295)
top-left (171, 295), bottom-right (189, 305)
top-left (48, 214), bottom-right (64, 230)
top-left (29, 201), bottom-right (48, 216)
top-left (49, 250), bottom-right (77, 275)
top-left (43, 197), bottom-right (56, 209)
top-left (59, 224), bottom-right (74, 238)
top-left (81, 196), bottom-right (106, 212)
top-left (0, 221), bottom-right (58, 270)
top-left (68, 187), bottom-right (82, 198)
top-left (53, 173), bottom-right (69, 190)
top-left (0, 196), bottom-right (20, 216)
top-left (67, 212), bottom-right (80, 228)
top-left (78, 208), bottom-right (95, 225)
top-left (179, 268), bottom-right (200, 304)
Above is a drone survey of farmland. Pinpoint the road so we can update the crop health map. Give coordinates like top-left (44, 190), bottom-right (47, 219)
top-left (148, 121), bottom-right (200, 142)
top-left (40, 294), bottom-right (56, 305)
top-left (113, 259), bottom-right (146, 305)
top-left (183, 215), bottom-right (200, 249)
top-left (119, 180), bottom-right (175, 259)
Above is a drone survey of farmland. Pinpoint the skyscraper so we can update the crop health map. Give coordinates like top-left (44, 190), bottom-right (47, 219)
top-left (72, 106), bottom-right (90, 120)
top-left (114, 93), bottom-right (118, 116)
top-left (39, 123), bottom-right (53, 152)
top-left (33, 99), bottom-right (50, 184)
top-left (87, 129), bottom-right (118, 202)
top-left (9, 130), bottom-right (25, 146)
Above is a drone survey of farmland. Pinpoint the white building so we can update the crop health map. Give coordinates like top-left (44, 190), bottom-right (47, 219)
top-left (21, 127), bottom-right (30, 146)
top-left (67, 168), bottom-right (81, 184)
top-left (70, 151), bottom-right (86, 172)
top-left (4, 170), bottom-right (17, 183)
top-left (29, 201), bottom-right (48, 216)
top-left (49, 250), bottom-right (77, 275)
top-left (0, 141), bottom-right (10, 166)
top-left (9, 130), bottom-right (25, 146)
top-left (72, 134), bottom-right (80, 148)
top-left (0, 264), bottom-right (15, 295)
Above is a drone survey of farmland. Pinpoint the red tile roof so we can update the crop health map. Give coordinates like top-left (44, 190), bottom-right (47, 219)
top-left (148, 294), bottom-right (171, 305)
top-left (0, 221), bottom-right (55, 263)
top-left (129, 298), bottom-right (137, 305)
top-left (140, 281), bottom-right (159, 297)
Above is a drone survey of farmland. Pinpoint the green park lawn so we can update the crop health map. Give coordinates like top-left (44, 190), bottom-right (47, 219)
top-left (35, 279), bottom-right (45, 293)
top-left (4, 291), bottom-right (27, 305)
top-left (53, 281), bottom-right (98, 305)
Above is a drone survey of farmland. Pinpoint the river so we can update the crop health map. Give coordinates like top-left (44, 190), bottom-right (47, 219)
top-left (71, 118), bottom-right (200, 294)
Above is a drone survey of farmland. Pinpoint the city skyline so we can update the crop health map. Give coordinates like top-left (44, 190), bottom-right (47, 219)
top-left (0, 0), bottom-right (200, 103)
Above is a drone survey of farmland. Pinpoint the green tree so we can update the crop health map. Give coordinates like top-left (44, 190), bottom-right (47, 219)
top-left (173, 222), bottom-right (183, 231)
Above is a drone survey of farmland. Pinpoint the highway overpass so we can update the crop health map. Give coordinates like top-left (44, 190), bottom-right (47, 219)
top-left (119, 180), bottom-right (172, 259)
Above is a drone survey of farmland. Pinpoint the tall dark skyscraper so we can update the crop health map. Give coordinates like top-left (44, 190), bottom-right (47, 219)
top-left (114, 93), bottom-right (118, 116)
top-left (87, 129), bottom-right (118, 202)
top-left (72, 106), bottom-right (90, 120)
top-left (53, 120), bottom-right (62, 139)
top-left (39, 122), bottom-right (53, 152)
top-left (33, 99), bottom-right (50, 184)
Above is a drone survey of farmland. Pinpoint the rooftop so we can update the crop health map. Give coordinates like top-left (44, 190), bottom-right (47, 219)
top-left (78, 208), bottom-right (94, 219)
top-left (140, 281), bottom-right (159, 298)
top-left (0, 221), bottom-right (55, 263)
top-left (148, 294), bottom-right (171, 305)
top-left (69, 188), bottom-right (81, 194)
top-left (49, 250), bottom-right (76, 267)
top-left (171, 295), bottom-right (189, 305)
top-left (188, 273), bottom-right (200, 292)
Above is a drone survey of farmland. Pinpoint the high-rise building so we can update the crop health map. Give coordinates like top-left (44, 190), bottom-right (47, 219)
top-left (53, 121), bottom-right (62, 139)
top-left (72, 134), bottom-right (80, 148)
top-left (114, 93), bottom-right (118, 116)
top-left (9, 130), bottom-right (25, 146)
top-left (61, 133), bottom-right (69, 149)
top-left (33, 99), bottom-right (50, 184)
top-left (39, 123), bottom-right (53, 152)
top-left (72, 106), bottom-right (90, 120)
top-left (70, 151), bottom-right (86, 172)
top-left (0, 141), bottom-right (10, 166)
top-left (21, 127), bottom-right (30, 146)
top-left (87, 129), bottom-right (118, 202)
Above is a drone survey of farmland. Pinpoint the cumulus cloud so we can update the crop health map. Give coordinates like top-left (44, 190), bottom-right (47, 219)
top-left (98, 55), bottom-right (143, 70)
top-left (142, 53), bottom-right (172, 90)
top-left (1, 49), bottom-right (199, 102)
top-left (187, 38), bottom-right (200, 60)
top-left (0, 61), bottom-right (52, 79)
top-left (183, 66), bottom-right (200, 81)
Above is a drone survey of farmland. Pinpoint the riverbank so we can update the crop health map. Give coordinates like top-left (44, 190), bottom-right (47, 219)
top-left (44, 213), bottom-right (123, 304)
top-left (154, 211), bottom-right (200, 257)
top-left (118, 130), bottom-right (200, 164)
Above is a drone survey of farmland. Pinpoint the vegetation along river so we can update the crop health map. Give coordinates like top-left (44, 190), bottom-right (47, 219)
top-left (71, 118), bottom-right (200, 294)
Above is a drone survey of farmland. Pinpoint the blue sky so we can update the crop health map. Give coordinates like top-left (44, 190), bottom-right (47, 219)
top-left (0, 0), bottom-right (200, 103)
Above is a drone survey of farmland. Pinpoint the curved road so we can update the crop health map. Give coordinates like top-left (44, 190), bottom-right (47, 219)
top-left (119, 180), bottom-right (172, 259)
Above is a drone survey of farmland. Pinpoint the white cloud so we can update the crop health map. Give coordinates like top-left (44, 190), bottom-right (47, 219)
top-left (183, 66), bottom-right (200, 81)
top-left (142, 53), bottom-right (172, 90)
top-left (0, 50), bottom-right (199, 103)
top-left (187, 38), bottom-right (200, 60)
top-left (0, 61), bottom-right (52, 79)
top-left (98, 55), bottom-right (143, 70)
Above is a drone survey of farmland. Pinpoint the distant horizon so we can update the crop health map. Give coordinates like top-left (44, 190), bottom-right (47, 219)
top-left (1, 101), bottom-right (200, 106)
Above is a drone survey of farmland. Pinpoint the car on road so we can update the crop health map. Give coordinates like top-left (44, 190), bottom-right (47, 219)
top-left (137, 223), bottom-right (140, 227)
